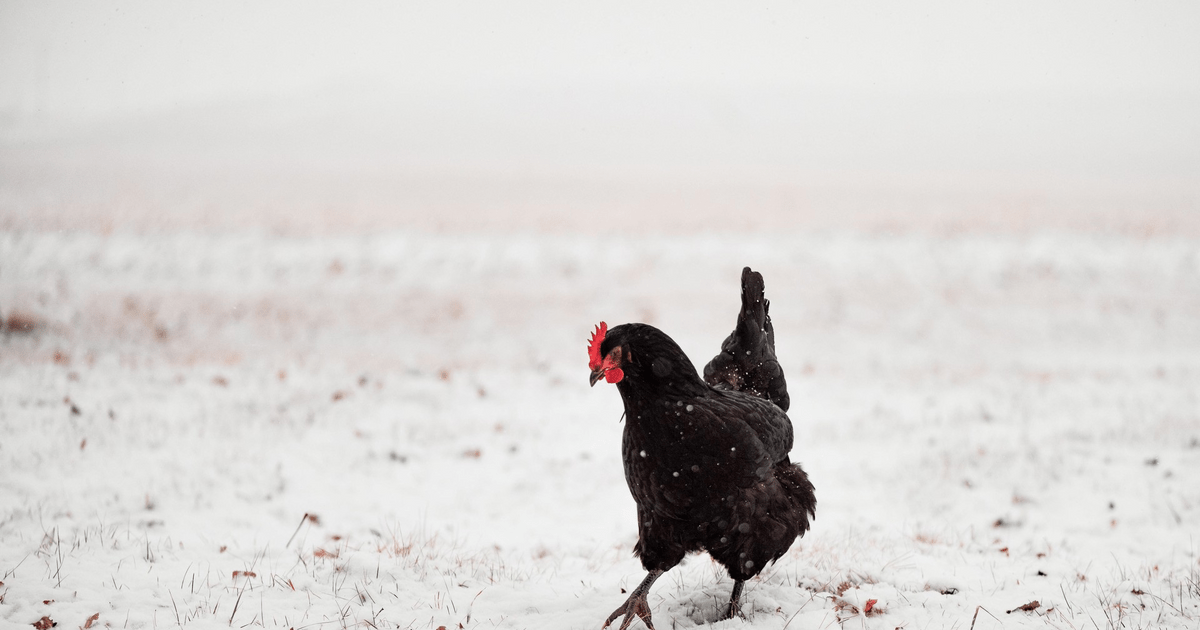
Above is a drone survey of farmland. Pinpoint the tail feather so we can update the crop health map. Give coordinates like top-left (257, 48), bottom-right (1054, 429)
top-left (704, 267), bottom-right (791, 411)
top-left (736, 267), bottom-right (768, 349)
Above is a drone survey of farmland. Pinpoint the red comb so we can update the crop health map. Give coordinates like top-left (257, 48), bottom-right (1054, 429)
top-left (588, 322), bottom-right (608, 370)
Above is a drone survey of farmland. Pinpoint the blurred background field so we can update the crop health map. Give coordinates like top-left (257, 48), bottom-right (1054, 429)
top-left (2, 2), bottom-right (1199, 629)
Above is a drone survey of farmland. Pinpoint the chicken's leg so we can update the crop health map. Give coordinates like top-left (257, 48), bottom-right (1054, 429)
top-left (604, 569), bottom-right (664, 630)
top-left (720, 579), bottom-right (745, 620)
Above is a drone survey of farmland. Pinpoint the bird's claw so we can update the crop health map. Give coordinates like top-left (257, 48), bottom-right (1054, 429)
top-left (603, 592), bottom-right (655, 630)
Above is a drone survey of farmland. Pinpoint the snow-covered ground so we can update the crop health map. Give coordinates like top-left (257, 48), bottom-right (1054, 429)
top-left (2, 226), bottom-right (1198, 629)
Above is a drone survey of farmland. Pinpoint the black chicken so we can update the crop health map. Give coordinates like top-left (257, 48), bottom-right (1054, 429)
top-left (588, 316), bottom-right (816, 629)
top-left (703, 266), bottom-right (790, 412)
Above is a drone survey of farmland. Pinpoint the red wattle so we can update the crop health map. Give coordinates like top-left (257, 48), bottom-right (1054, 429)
top-left (606, 368), bottom-right (624, 383)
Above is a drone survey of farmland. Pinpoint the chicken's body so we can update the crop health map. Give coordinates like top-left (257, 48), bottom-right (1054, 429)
top-left (590, 322), bottom-right (815, 629)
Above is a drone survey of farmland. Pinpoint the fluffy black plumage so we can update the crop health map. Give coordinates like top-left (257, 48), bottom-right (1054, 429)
top-left (703, 266), bottom-right (790, 412)
top-left (592, 322), bottom-right (815, 629)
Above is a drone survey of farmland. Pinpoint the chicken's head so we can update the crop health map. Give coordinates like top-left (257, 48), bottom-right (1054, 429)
top-left (588, 321), bottom-right (625, 386)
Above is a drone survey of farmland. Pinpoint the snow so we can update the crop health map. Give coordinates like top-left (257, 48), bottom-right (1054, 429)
top-left (2, 227), bottom-right (1198, 629)
top-left (4, 2), bottom-right (1199, 625)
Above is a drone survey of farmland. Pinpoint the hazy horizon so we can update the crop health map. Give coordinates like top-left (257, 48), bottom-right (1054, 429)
top-left (2, 1), bottom-right (1197, 233)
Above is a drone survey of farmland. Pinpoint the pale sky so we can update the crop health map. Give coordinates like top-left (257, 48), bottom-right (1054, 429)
top-left (1, 1), bottom-right (1198, 181)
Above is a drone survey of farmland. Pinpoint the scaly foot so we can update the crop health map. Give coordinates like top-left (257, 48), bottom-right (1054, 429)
top-left (604, 592), bottom-right (655, 630)
top-left (718, 579), bottom-right (745, 621)
top-left (603, 569), bottom-right (663, 630)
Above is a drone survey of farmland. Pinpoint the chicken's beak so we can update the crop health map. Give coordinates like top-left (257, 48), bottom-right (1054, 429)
top-left (589, 368), bottom-right (605, 387)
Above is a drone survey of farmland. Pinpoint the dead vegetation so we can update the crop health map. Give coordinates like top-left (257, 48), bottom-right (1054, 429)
top-left (2, 310), bottom-right (42, 334)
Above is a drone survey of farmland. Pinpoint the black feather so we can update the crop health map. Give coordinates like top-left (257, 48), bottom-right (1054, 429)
top-left (599, 323), bottom-right (816, 580)
top-left (703, 267), bottom-right (791, 412)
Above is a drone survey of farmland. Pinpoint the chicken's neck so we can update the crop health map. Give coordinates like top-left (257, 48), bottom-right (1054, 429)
top-left (616, 376), bottom-right (709, 427)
